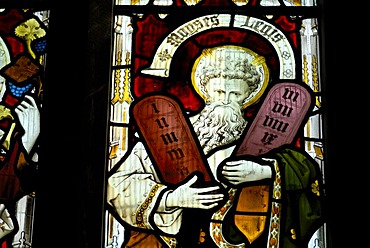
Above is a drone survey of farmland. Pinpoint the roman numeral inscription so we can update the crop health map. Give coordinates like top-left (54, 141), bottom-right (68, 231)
top-left (155, 117), bottom-right (169, 129)
top-left (235, 82), bottom-right (312, 156)
top-left (133, 95), bottom-right (213, 184)
top-left (160, 132), bottom-right (178, 144)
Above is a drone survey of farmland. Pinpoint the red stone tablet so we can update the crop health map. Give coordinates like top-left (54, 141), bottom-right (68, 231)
top-left (133, 94), bottom-right (213, 185)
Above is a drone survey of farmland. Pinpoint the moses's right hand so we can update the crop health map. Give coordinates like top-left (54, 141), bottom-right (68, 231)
top-left (166, 175), bottom-right (225, 210)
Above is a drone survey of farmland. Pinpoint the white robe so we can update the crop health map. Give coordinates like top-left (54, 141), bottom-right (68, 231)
top-left (106, 141), bottom-right (236, 236)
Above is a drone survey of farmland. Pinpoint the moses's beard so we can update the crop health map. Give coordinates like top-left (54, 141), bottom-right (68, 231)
top-left (191, 102), bottom-right (247, 155)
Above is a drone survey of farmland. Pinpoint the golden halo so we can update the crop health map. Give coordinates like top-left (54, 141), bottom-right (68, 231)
top-left (191, 45), bottom-right (269, 109)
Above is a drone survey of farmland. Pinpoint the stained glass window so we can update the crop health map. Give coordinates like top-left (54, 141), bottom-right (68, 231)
top-left (104, 1), bottom-right (328, 248)
top-left (0, 8), bottom-right (48, 248)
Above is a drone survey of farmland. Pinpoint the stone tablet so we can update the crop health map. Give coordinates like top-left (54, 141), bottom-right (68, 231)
top-left (236, 82), bottom-right (312, 156)
top-left (132, 94), bottom-right (213, 185)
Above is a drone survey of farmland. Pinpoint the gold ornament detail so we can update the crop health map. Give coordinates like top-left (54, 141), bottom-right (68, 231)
top-left (14, 18), bottom-right (46, 59)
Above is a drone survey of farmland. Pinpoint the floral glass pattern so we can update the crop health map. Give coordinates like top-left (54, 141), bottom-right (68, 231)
top-left (0, 9), bottom-right (48, 248)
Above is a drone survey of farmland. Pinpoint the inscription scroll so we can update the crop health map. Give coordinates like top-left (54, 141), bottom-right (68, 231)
top-left (132, 94), bottom-right (213, 185)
